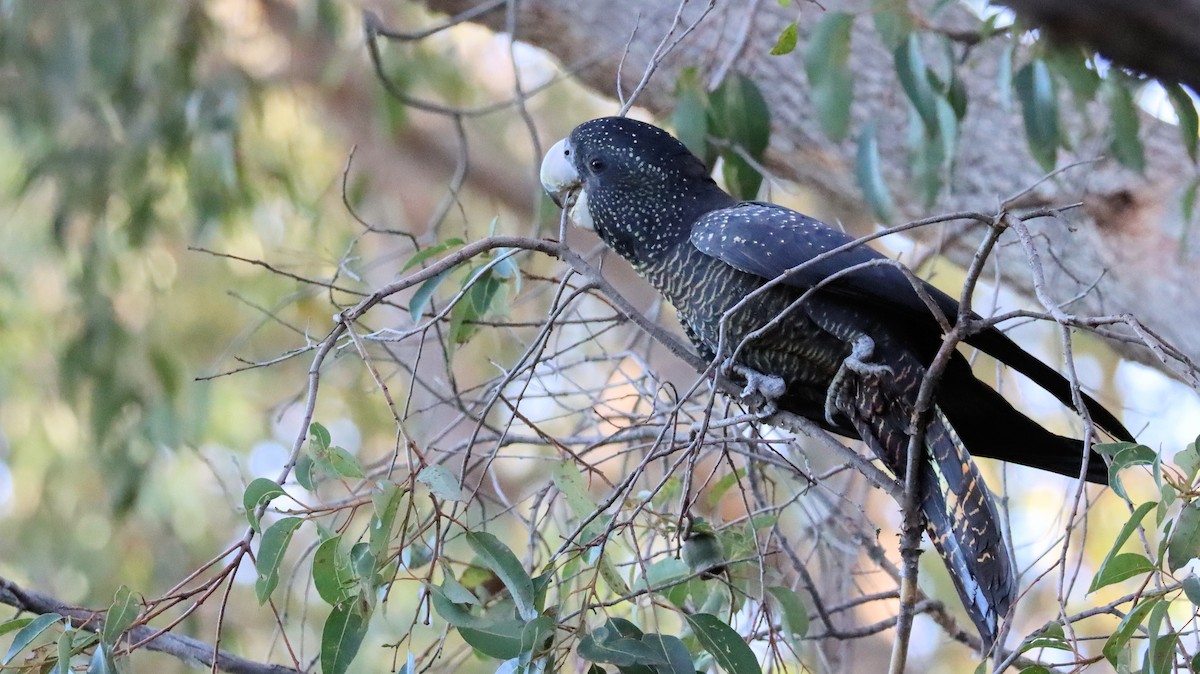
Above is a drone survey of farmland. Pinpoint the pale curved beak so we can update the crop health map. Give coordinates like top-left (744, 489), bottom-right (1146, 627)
top-left (540, 138), bottom-right (578, 208)
top-left (540, 137), bottom-right (594, 230)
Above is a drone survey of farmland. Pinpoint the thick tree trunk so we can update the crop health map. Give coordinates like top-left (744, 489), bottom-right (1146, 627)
top-left (423, 0), bottom-right (1200, 384)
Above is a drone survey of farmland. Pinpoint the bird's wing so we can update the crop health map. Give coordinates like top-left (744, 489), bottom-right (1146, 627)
top-left (690, 202), bottom-right (1134, 444)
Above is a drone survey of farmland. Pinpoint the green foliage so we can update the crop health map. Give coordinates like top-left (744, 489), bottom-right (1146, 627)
top-left (804, 13), bottom-right (856, 142)
top-left (670, 70), bottom-right (772, 200)
top-left (708, 75), bottom-right (773, 200)
top-left (856, 122), bottom-right (896, 222)
top-left (757, 6), bottom-right (1199, 217)
top-left (1014, 59), bottom-right (1060, 173)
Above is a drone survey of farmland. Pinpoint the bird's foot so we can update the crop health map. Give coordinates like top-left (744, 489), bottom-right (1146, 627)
top-left (844, 334), bottom-right (893, 378)
top-left (725, 360), bottom-right (786, 419)
top-left (824, 335), bottom-right (892, 425)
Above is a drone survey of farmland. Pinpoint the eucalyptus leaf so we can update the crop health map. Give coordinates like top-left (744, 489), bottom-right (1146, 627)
top-left (684, 613), bottom-right (762, 674)
top-left (1014, 60), bottom-right (1060, 173)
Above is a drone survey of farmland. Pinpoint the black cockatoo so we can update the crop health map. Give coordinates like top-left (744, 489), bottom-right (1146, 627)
top-left (539, 116), bottom-right (1133, 647)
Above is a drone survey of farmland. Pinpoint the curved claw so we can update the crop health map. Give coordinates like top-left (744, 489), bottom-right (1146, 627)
top-left (724, 360), bottom-right (786, 418)
top-left (825, 334), bottom-right (892, 424)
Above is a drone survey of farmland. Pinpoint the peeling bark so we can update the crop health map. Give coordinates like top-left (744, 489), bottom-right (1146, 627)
top-left (422, 0), bottom-right (1200, 383)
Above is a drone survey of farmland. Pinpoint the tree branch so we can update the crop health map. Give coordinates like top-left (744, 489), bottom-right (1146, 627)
top-left (0, 577), bottom-right (302, 674)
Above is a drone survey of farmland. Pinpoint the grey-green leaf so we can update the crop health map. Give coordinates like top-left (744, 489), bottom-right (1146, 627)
top-left (466, 532), bottom-right (537, 621)
top-left (369, 480), bottom-right (407, 559)
top-left (804, 12), bottom-right (855, 141)
top-left (856, 122), bottom-right (895, 223)
top-left (3, 613), bottom-right (62, 665)
top-left (673, 68), bottom-right (712, 164)
top-left (401, 238), bottom-right (465, 272)
top-left (1107, 79), bottom-right (1145, 173)
top-left (641, 634), bottom-right (694, 674)
top-left (242, 478), bottom-right (286, 532)
top-left (418, 464), bottom-right (466, 502)
top-left (324, 446), bottom-right (365, 479)
top-left (458, 619), bottom-right (527, 660)
top-left (409, 268), bottom-right (452, 323)
top-left (256, 516), bottom-right (304, 604)
top-left (1104, 597), bottom-right (1161, 665)
top-left (1183, 574), bottom-right (1200, 606)
top-left (1166, 83), bottom-right (1198, 162)
top-left (766, 585), bottom-right (809, 640)
top-left (101, 586), bottom-right (138, 646)
top-left (684, 613), bottom-right (762, 674)
top-left (1089, 501), bottom-right (1155, 594)
top-left (309, 422), bottom-right (331, 451)
top-left (894, 33), bottom-right (938, 133)
top-left (321, 603), bottom-right (369, 674)
top-left (1108, 444), bottom-right (1158, 500)
top-left (1089, 552), bottom-right (1155, 593)
top-left (1014, 60), bottom-right (1060, 173)
top-left (1169, 502), bottom-right (1200, 572)
top-left (313, 535), bottom-right (356, 606)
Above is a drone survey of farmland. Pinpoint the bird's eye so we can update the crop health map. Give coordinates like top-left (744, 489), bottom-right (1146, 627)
top-left (563, 147), bottom-right (570, 156)
top-left (589, 158), bottom-right (605, 173)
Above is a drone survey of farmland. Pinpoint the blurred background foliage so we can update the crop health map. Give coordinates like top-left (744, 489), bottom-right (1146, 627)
top-left (0, 1), bottom-right (1198, 673)
top-left (0, 2), bottom-right (614, 670)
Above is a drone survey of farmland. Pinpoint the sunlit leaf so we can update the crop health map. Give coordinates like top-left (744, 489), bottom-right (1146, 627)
top-left (770, 23), bottom-right (799, 56)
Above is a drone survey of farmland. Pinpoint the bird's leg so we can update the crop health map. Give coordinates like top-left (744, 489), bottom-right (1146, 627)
top-left (824, 334), bottom-right (893, 424)
top-left (723, 359), bottom-right (787, 418)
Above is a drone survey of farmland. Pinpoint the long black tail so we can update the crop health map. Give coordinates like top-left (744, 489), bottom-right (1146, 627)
top-left (938, 363), bottom-right (1112, 484)
top-left (845, 381), bottom-right (1015, 646)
